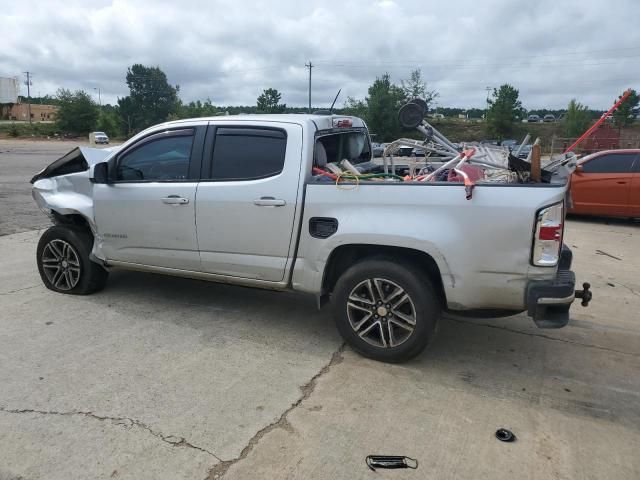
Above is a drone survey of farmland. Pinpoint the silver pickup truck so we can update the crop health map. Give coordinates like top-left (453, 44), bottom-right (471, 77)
top-left (31, 114), bottom-right (591, 362)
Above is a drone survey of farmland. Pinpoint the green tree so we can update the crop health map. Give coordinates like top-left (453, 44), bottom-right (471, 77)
top-left (177, 98), bottom-right (219, 119)
top-left (342, 96), bottom-right (368, 119)
top-left (485, 84), bottom-right (522, 139)
top-left (612, 89), bottom-right (639, 129)
top-left (55, 88), bottom-right (99, 134)
top-left (365, 73), bottom-right (406, 141)
top-left (117, 64), bottom-right (180, 132)
top-left (401, 69), bottom-right (438, 111)
top-left (256, 88), bottom-right (286, 113)
top-left (95, 106), bottom-right (121, 137)
top-left (565, 99), bottom-right (591, 137)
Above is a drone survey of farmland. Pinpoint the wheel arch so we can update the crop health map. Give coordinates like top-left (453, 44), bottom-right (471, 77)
top-left (321, 244), bottom-right (448, 307)
top-left (51, 210), bottom-right (93, 234)
top-left (48, 210), bottom-right (105, 263)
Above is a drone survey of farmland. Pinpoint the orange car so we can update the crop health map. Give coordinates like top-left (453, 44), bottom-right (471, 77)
top-left (569, 149), bottom-right (640, 218)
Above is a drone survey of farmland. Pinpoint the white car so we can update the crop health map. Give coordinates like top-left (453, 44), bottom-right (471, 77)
top-left (92, 132), bottom-right (109, 145)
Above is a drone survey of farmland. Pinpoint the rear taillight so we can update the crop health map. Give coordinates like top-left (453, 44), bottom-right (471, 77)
top-left (532, 201), bottom-right (564, 266)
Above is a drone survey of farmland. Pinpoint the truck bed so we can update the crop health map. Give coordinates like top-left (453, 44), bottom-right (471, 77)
top-left (293, 180), bottom-right (568, 311)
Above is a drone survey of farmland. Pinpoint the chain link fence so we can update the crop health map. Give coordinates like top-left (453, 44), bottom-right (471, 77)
top-left (548, 135), bottom-right (640, 156)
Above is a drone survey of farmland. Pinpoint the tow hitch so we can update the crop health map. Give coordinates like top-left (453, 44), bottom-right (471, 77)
top-left (575, 282), bottom-right (592, 307)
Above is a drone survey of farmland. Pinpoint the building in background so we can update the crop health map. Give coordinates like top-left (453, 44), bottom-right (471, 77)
top-left (5, 103), bottom-right (59, 122)
top-left (1, 77), bottom-right (58, 121)
top-left (0, 77), bottom-right (19, 103)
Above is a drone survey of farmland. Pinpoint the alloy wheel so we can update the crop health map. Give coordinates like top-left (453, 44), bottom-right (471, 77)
top-left (41, 239), bottom-right (81, 291)
top-left (346, 277), bottom-right (417, 348)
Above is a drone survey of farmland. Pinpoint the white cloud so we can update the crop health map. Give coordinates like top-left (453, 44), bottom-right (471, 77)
top-left (0, 0), bottom-right (638, 109)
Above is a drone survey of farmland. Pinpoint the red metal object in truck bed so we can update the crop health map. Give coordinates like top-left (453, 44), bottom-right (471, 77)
top-left (447, 164), bottom-right (485, 182)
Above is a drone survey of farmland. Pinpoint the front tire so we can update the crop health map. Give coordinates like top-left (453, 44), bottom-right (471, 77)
top-left (331, 259), bottom-right (441, 363)
top-left (37, 226), bottom-right (108, 295)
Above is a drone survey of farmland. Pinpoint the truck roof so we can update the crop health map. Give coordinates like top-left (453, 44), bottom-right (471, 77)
top-left (160, 114), bottom-right (367, 131)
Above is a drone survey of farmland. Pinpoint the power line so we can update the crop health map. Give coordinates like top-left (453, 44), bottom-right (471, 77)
top-left (314, 45), bottom-right (640, 65)
top-left (125, 65), bottom-right (286, 82)
top-left (314, 54), bottom-right (640, 71)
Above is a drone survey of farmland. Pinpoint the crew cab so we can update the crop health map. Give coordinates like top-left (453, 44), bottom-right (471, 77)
top-left (31, 114), bottom-right (591, 362)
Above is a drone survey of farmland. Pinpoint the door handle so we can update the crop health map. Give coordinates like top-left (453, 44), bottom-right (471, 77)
top-left (253, 196), bottom-right (286, 207)
top-left (616, 181), bottom-right (628, 184)
top-left (161, 195), bottom-right (189, 205)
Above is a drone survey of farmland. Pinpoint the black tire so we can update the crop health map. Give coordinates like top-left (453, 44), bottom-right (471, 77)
top-left (36, 225), bottom-right (109, 295)
top-left (331, 258), bottom-right (441, 363)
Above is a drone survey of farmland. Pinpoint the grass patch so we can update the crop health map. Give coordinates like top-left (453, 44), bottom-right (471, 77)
top-left (0, 122), bottom-right (62, 139)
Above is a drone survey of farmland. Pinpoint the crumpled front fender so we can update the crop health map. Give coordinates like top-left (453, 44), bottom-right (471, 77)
top-left (32, 170), bottom-right (107, 263)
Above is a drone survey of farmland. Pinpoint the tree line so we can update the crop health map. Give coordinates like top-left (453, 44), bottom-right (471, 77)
top-left (484, 85), bottom-right (639, 140)
top-left (344, 76), bottom-right (638, 141)
top-left (50, 63), bottom-right (639, 140)
top-left (52, 64), bottom-right (295, 137)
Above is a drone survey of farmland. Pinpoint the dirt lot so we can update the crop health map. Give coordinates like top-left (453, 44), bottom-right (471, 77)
top-left (1, 139), bottom-right (639, 480)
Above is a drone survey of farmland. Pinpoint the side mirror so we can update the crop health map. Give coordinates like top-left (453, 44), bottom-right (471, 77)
top-left (575, 164), bottom-right (583, 173)
top-left (91, 162), bottom-right (110, 184)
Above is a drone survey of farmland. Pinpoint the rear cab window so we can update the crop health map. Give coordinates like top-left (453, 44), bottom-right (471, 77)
top-left (314, 129), bottom-right (372, 170)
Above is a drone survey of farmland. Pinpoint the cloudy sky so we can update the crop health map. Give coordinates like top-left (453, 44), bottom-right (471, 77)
top-left (1, 0), bottom-right (638, 110)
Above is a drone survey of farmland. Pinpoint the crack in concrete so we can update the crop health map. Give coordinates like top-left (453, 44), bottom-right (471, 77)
top-left (205, 343), bottom-right (346, 480)
top-left (0, 284), bottom-right (41, 295)
top-left (448, 317), bottom-right (639, 357)
top-left (0, 406), bottom-right (221, 460)
top-left (613, 281), bottom-right (640, 298)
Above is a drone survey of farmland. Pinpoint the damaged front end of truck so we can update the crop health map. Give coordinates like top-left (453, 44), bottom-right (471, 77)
top-left (30, 145), bottom-right (120, 257)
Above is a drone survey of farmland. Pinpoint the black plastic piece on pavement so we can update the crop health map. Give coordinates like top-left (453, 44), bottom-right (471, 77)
top-left (495, 428), bottom-right (516, 442)
top-left (366, 455), bottom-right (418, 471)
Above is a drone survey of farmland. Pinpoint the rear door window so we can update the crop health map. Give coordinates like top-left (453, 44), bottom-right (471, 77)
top-left (581, 153), bottom-right (636, 174)
top-left (209, 128), bottom-right (287, 181)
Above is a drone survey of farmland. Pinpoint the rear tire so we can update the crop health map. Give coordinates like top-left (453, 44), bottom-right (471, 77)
top-left (331, 259), bottom-right (441, 363)
top-left (37, 225), bottom-right (108, 295)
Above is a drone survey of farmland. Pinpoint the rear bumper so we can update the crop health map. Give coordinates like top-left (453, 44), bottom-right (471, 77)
top-left (526, 245), bottom-right (588, 328)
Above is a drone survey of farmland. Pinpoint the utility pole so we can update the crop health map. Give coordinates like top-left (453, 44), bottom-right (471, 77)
top-left (23, 71), bottom-right (33, 124)
top-left (305, 61), bottom-right (313, 113)
top-left (485, 86), bottom-right (492, 120)
top-left (94, 87), bottom-right (102, 107)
